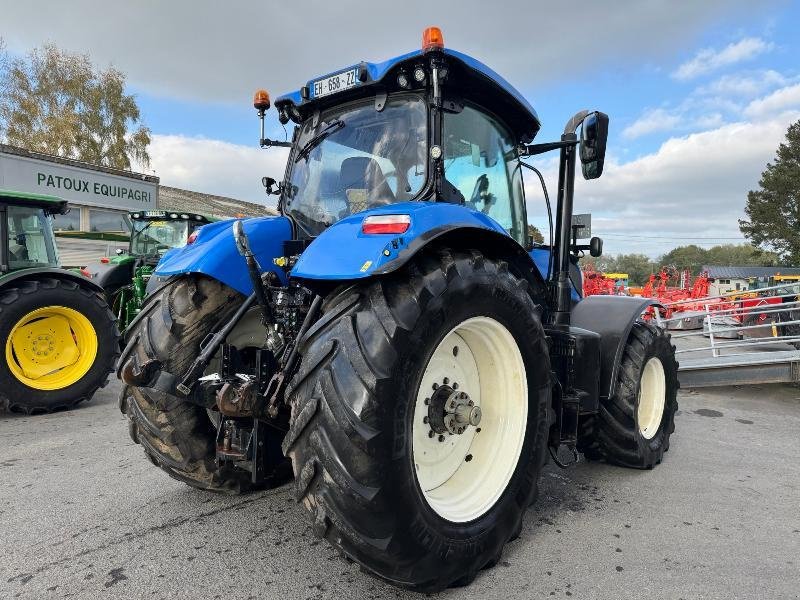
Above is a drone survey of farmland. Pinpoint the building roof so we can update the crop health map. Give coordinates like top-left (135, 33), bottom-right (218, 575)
top-left (158, 186), bottom-right (277, 219)
top-left (703, 265), bottom-right (800, 280)
top-left (1, 143), bottom-right (159, 184)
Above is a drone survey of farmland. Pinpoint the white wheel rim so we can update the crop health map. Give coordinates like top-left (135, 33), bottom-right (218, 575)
top-left (412, 316), bottom-right (528, 523)
top-left (637, 357), bottom-right (666, 440)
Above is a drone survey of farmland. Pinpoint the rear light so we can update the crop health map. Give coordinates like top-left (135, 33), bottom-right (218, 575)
top-left (100, 257), bottom-right (109, 264)
top-left (362, 214), bottom-right (411, 235)
top-left (80, 268), bottom-right (92, 278)
top-left (187, 230), bottom-right (199, 244)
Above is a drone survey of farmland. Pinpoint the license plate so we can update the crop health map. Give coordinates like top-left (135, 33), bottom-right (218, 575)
top-left (311, 68), bottom-right (359, 99)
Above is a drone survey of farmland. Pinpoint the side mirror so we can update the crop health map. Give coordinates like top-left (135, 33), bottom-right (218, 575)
top-left (262, 176), bottom-right (280, 196)
top-left (579, 112), bottom-right (609, 180)
top-left (589, 236), bottom-right (603, 257)
top-left (115, 248), bottom-right (125, 256)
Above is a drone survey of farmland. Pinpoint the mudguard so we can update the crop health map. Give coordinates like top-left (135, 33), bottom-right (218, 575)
top-left (82, 258), bottom-right (135, 293)
top-left (570, 295), bottom-right (661, 401)
top-left (0, 267), bottom-right (105, 295)
top-left (291, 201), bottom-right (520, 280)
top-left (154, 216), bottom-right (293, 294)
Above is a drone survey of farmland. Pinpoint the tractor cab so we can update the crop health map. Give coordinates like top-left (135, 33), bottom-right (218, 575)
top-left (259, 32), bottom-right (541, 247)
top-left (82, 210), bottom-right (217, 330)
top-left (126, 210), bottom-right (217, 264)
top-left (0, 189), bottom-right (66, 273)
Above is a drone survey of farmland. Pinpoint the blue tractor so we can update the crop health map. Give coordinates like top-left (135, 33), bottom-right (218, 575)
top-left (119, 28), bottom-right (678, 592)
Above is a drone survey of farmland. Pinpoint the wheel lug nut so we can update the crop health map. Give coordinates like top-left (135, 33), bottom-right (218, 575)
top-left (432, 383), bottom-right (438, 390)
top-left (443, 377), bottom-right (449, 385)
top-left (452, 382), bottom-right (458, 389)
top-left (424, 398), bottom-right (430, 405)
top-left (423, 416), bottom-right (429, 424)
top-left (428, 431), bottom-right (435, 438)
top-left (453, 346), bottom-right (459, 356)
top-left (438, 435), bottom-right (445, 442)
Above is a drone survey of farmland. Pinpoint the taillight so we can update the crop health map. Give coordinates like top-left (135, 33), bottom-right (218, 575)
top-left (80, 268), bottom-right (92, 278)
top-left (100, 257), bottom-right (109, 264)
top-left (361, 214), bottom-right (411, 234)
top-left (187, 230), bottom-right (199, 244)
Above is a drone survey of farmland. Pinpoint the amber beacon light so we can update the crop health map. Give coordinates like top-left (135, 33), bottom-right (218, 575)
top-left (253, 89), bottom-right (271, 112)
top-left (422, 27), bottom-right (444, 52)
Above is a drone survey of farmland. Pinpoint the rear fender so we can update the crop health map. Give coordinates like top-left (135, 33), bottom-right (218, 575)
top-left (570, 296), bottom-right (662, 401)
top-left (290, 202), bottom-right (546, 294)
top-left (0, 267), bottom-right (105, 295)
top-left (153, 216), bottom-right (293, 294)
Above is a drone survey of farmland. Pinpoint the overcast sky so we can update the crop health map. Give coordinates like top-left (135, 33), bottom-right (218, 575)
top-left (2, 0), bottom-right (799, 257)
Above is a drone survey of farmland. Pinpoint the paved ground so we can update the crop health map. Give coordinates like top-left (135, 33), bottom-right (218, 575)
top-left (1, 380), bottom-right (799, 600)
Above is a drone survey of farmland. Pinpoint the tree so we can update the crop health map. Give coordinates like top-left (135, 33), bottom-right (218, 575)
top-left (0, 43), bottom-right (150, 170)
top-left (579, 252), bottom-right (655, 285)
top-left (739, 119), bottom-right (800, 265)
top-left (527, 224), bottom-right (544, 244)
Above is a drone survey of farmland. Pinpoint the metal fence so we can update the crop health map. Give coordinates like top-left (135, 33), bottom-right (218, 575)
top-left (651, 281), bottom-right (800, 387)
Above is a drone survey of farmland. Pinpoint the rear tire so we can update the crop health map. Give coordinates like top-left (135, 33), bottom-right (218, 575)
top-left (578, 321), bottom-right (678, 468)
top-left (117, 275), bottom-right (259, 493)
top-left (0, 277), bottom-right (119, 414)
top-left (284, 249), bottom-right (551, 592)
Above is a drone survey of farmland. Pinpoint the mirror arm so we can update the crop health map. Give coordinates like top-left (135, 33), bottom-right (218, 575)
top-left (518, 140), bottom-right (577, 157)
top-left (260, 138), bottom-right (293, 148)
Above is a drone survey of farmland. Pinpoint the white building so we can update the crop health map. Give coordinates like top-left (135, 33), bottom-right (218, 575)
top-left (0, 144), bottom-right (275, 232)
top-left (704, 265), bottom-right (800, 296)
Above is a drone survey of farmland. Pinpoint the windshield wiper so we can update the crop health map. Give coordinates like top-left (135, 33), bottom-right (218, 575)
top-left (294, 119), bottom-right (345, 163)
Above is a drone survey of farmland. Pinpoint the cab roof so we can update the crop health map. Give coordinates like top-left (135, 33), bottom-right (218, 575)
top-left (275, 48), bottom-right (541, 143)
top-left (128, 209), bottom-right (219, 223)
top-left (0, 189), bottom-right (68, 213)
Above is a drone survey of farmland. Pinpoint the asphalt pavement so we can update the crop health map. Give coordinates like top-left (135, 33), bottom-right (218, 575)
top-left (1, 380), bottom-right (799, 600)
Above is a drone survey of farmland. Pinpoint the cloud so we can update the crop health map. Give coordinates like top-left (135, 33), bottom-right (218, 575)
top-left (672, 37), bottom-right (773, 81)
top-left (622, 108), bottom-right (682, 139)
top-left (696, 69), bottom-right (788, 97)
top-left (744, 83), bottom-right (800, 118)
top-left (0, 0), bottom-right (767, 104)
top-left (141, 135), bottom-right (289, 206)
top-left (622, 107), bottom-right (725, 140)
top-left (527, 107), bottom-right (800, 256)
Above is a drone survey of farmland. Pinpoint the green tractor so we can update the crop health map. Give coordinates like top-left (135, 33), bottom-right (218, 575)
top-left (0, 190), bottom-right (120, 413)
top-left (82, 210), bottom-right (217, 331)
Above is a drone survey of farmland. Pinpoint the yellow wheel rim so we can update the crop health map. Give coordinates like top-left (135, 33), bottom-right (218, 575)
top-left (5, 306), bottom-right (98, 391)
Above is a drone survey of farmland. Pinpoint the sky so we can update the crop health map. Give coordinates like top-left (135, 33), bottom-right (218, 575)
top-left (2, 0), bottom-right (799, 257)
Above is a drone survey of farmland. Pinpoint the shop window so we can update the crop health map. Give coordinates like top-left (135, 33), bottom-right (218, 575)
top-left (52, 209), bottom-right (81, 232)
top-left (89, 209), bottom-right (127, 232)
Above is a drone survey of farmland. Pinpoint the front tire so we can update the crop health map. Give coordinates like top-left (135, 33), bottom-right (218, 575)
top-left (284, 249), bottom-right (551, 592)
top-left (578, 321), bottom-right (679, 468)
top-left (0, 277), bottom-right (119, 414)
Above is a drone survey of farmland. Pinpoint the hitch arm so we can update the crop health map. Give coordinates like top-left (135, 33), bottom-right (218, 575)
top-left (176, 293), bottom-right (257, 396)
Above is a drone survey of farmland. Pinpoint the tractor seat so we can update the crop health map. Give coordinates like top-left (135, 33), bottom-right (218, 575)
top-left (339, 157), bottom-right (395, 214)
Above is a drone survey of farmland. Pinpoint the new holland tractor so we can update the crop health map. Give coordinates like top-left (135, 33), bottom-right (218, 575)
top-left (82, 210), bottom-right (217, 331)
top-left (118, 28), bottom-right (678, 591)
top-left (0, 190), bottom-right (120, 413)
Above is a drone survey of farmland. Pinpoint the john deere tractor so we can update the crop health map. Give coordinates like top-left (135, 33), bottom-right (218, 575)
top-left (0, 190), bottom-right (120, 413)
top-left (82, 210), bottom-right (216, 331)
top-left (119, 28), bottom-right (678, 592)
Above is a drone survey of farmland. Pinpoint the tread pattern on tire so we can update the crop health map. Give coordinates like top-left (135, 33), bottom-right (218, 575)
top-left (284, 248), bottom-right (551, 592)
top-left (0, 277), bottom-right (119, 414)
top-left (118, 275), bottom-right (256, 493)
top-left (578, 320), bottom-right (679, 468)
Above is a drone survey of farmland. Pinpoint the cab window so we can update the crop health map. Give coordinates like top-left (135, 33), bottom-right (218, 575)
top-left (443, 105), bottom-right (527, 245)
top-left (5, 205), bottom-right (59, 268)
